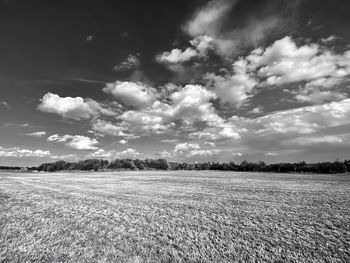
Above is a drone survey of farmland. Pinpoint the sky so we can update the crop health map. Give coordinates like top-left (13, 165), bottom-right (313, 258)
top-left (1, 0), bottom-right (350, 166)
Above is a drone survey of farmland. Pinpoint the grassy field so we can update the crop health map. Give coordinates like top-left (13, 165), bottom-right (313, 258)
top-left (0, 171), bottom-right (349, 262)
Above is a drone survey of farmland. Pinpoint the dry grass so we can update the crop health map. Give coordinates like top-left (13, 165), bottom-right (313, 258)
top-left (0, 171), bottom-right (349, 262)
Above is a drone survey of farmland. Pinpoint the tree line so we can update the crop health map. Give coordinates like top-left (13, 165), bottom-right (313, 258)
top-left (32, 158), bottom-right (350, 174)
top-left (37, 158), bottom-right (171, 172)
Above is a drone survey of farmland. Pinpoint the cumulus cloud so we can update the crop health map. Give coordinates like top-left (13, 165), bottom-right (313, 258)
top-left (0, 146), bottom-right (51, 158)
top-left (231, 99), bottom-right (350, 135)
top-left (205, 59), bottom-right (257, 107)
top-left (173, 142), bottom-right (221, 157)
top-left (156, 0), bottom-right (283, 68)
top-left (169, 84), bottom-right (221, 124)
top-left (90, 119), bottom-right (138, 139)
top-left (103, 81), bottom-right (158, 109)
top-left (157, 35), bottom-right (214, 65)
top-left (38, 92), bottom-right (117, 120)
top-left (174, 142), bottom-right (200, 153)
top-left (203, 36), bottom-right (350, 105)
top-left (114, 84), bottom-right (222, 136)
top-left (25, 131), bottom-right (46, 137)
top-left (47, 134), bottom-right (99, 150)
top-left (246, 36), bottom-right (350, 88)
top-left (180, 98), bottom-right (350, 158)
top-left (156, 48), bottom-right (198, 64)
top-left (189, 35), bottom-right (214, 55)
top-left (294, 87), bottom-right (346, 104)
top-left (113, 54), bottom-right (140, 71)
top-left (223, 98), bottom-right (350, 154)
top-left (117, 148), bottom-right (141, 158)
top-left (88, 148), bottom-right (141, 159)
top-left (248, 106), bottom-right (264, 114)
top-left (66, 136), bottom-right (99, 150)
top-left (189, 124), bottom-right (241, 141)
top-left (91, 119), bottom-right (127, 137)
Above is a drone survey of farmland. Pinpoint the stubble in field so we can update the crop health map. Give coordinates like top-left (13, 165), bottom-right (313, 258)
top-left (0, 171), bottom-right (349, 262)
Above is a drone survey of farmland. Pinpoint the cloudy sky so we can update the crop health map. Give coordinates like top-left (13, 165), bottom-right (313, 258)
top-left (1, 0), bottom-right (350, 166)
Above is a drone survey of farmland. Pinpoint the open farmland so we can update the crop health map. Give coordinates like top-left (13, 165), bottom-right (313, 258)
top-left (0, 171), bottom-right (349, 262)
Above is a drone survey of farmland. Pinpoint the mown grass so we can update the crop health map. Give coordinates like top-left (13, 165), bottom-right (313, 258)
top-left (0, 171), bottom-right (349, 262)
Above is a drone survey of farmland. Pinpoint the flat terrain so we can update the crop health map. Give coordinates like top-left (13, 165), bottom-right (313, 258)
top-left (0, 171), bottom-right (349, 262)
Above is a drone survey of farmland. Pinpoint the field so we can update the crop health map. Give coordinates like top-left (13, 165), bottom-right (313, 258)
top-left (0, 171), bottom-right (349, 262)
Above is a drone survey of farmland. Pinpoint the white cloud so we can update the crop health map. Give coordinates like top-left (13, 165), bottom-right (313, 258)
top-left (156, 48), bottom-right (198, 64)
top-left (189, 123), bottom-right (241, 141)
top-left (0, 101), bottom-right (10, 109)
top-left (103, 81), bottom-right (157, 109)
top-left (205, 59), bottom-right (257, 107)
top-left (227, 99), bottom-right (350, 151)
top-left (117, 148), bottom-right (141, 158)
top-left (266, 152), bottom-right (277, 156)
top-left (91, 119), bottom-right (128, 137)
top-left (47, 134), bottom-right (99, 150)
top-left (157, 35), bottom-right (214, 65)
top-left (176, 98), bottom-right (350, 157)
top-left (119, 139), bottom-right (128, 145)
top-left (321, 35), bottom-right (338, 43)
top-left (161, 139), bottom-right (179, 143)
top-left (183, 0), bottom-right (236, 37)
top-left (204, 141), bottom-right (216, 147)
top-left (25, 131), bottom-right (46, 137)
top-left (47, 134), bottom-right (73, 142)
top-left (66, 136), bottom-right (99, 150)
top-left (182, 0), bottom-right (281, 57)
top-left (157, 0), bottom-right (281, 65)
top-left (114, 54), bottom-right (140, 71)
top-left (114, 84), bottom-right (222, 136)
top-left (204, 36), bottom-right (350, 105)
top-left (189, 35), bottom-right (214, 55)
top-left (247, 36), bottom-right (318, 70)
top-left (89, 148), bottom-right (141, 159)
top-left (168, 84), bottom-right (222, 125)
top-left (248, 106), bottom-right (264, 114)
top-left (173, 143), bottom-right (221, 157)
top-left (294, 87), bottom-right (346, 104)
top-left (0, 146), bottom-right (51, 158)
top-left (38, 92), bottom-right (116, 120)
top-left (246, 36), bottom-right (350, 87)
top-left (174, 143), bottom-right (200, 154)
top-left (88, 149), bottom-right (115, 158)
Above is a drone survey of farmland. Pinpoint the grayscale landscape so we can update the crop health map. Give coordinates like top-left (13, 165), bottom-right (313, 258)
top-left (1, 171), bottom-right (349, 262)
top-left (1, 0), bottom-right (350, 261)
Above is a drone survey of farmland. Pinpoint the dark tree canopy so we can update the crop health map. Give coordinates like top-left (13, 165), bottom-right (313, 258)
top-left (31, 158), bottom-right (350, 174)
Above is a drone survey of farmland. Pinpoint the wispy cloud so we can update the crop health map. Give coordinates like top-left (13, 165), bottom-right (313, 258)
top-left (25, 131), bottom-right (46, 138)
top-left (0, 101), bottom-right (10, 109)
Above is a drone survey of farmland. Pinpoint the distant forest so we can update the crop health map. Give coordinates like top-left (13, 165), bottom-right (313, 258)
top-left (1, 158), bottom-right (350, 174)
